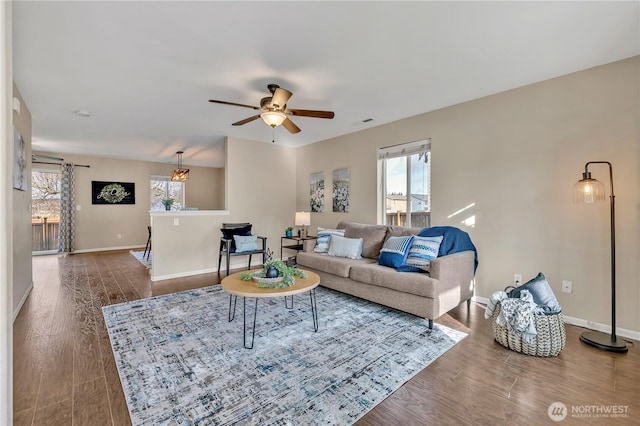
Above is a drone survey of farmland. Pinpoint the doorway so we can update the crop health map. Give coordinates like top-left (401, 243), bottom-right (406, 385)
top-left (31, 170), bottom-right (61, 254)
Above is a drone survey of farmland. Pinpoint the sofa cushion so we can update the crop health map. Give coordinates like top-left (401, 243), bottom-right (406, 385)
top-left (327, 235), bottom-right (363, 259)
top-left (350, 263), bottom-right (438, 298)
top-left (296, 251), bottom-right (375, 278)
top-left (387, 226), bottom-right (422, 238)
top-left (378, 235), bottom-right (413, 269)
top-left (337, 221), bottom-right (388, 259)
top-left (314, 228), bottom-right (345, 253)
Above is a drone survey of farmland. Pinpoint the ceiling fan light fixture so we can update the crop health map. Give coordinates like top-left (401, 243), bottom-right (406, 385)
top-left (171, 151), bottom-right (189, 181)
top-left (261, 111), bottom-right (286, 127)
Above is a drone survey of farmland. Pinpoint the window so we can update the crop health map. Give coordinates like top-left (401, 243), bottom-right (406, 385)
top-left (150, 175), bottom-right (185, 211)
top-left (379, 139), bottom-right (431, 228)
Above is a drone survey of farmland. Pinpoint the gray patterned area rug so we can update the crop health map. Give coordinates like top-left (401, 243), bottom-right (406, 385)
top-left (103, 285), bottom-right (467, 425)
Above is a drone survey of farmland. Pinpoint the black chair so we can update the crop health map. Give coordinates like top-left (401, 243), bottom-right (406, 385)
top-left (217, 223), bottom-right (267, 276)
top-left (143, 226), bottom-right (152, 260)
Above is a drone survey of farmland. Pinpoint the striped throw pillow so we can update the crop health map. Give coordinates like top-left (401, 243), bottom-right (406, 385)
top-left (313, 228), bottom-right (345, 253)
top-left (403, 235), bottom-right (443, 271)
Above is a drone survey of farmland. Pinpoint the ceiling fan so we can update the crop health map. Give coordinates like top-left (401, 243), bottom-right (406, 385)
top-left (208, 84), bottom-right (334, 134)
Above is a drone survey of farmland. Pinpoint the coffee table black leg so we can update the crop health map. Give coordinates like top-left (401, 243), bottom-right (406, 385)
top-left (310, 288), bottom-right (318, 332)
top-left (228, 295), bottom-right (237, 322)
top-left (284, 295), bottom-right (293, 309)
top-left (243, 297), bottom-right (259, 349)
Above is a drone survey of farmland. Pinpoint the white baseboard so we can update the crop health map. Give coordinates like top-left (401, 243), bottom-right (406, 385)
top-left (561, 315), bottom-right (640, 342)
top-left (151, 267), bottom-right (217, 282)
top-left (13, 280), bottom-right (34, 322)
top-left (472, 296), bottom-right (639, 341)
top-left (73, 245), bottom-right (146, 254)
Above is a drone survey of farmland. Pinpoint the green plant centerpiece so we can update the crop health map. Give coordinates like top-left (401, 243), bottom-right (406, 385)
top-left (240, 248), bottom-right (307, 288)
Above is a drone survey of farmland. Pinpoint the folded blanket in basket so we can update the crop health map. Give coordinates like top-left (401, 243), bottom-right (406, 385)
top-left (484, 290), bottom-right (508, 319)
top-left (497, 290), bottom-right (543, 342)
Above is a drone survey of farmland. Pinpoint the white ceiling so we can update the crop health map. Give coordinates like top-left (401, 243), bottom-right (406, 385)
top-left (12, 1), bottom-right (639, 168)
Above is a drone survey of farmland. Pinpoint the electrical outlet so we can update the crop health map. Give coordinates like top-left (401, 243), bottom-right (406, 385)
top-left (117, 233), bottom-right (122, 239)
top-left (173, 218), bottom-right (179, 226)
top-left (562, 280), bottom-right (572, 294)
top-left (514, 274), bottom-right (522, 286)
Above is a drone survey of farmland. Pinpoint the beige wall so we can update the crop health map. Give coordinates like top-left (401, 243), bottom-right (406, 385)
top-left (2, 4), bottom-right (14, 422)
top-left (12, 84), bottom-right (32, 315)
top-left (296, 57), bottom-right (640, 333)
top-left (32, 152), bottom-right (224, 251)
top-left (226, 136), bottom-right (297, 256)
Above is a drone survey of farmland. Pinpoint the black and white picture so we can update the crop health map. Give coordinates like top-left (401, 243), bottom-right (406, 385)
top-left (333, 168), bottom-right (350, 212)
top-left (13, 127), bottom-right (27, 191)
top-left (309, 172), bottom-right (324, 213)
top-left (92, 181), bottom-right (136, 204)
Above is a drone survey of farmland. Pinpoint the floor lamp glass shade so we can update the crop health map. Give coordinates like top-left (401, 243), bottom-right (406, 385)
top-left (573, 173), bottom-right (605, 203)
top-left (295, 211), bottom-right (311, 238)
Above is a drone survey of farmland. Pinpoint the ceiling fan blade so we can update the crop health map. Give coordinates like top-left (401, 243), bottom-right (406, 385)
top-left (209, 99), bottom-right (260, 110)
top-left (232, 115), bottom-right (261, 126)
top-left (270, 88), bottom-right (293, 109)
top-left (285, 108), bottom-right (335, 119)
top-left (282, 118), bottom-right (301, 134)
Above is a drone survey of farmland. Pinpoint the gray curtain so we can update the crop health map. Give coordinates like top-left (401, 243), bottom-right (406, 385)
top-left (58, 163), bottom-right (75, 253)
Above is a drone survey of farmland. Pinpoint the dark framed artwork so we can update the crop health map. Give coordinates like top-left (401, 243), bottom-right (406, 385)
top-left (92, 181), bottom-right (136, 204)
top-left (13, 126), bottom-right (27, 191)
top-left (333, 168), bottom-right (350, 212)
top-left (309, 172), bottom-right (324, 213)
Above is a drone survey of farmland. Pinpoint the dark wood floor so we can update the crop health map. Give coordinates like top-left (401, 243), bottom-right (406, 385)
top-left (13, 251), bottom-right (639, 425)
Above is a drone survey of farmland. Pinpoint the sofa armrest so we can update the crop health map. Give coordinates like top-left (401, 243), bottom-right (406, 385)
top-left (430, 250), bottom-right (475, 281)
top-left (302, 239), bottom-right (317, 252)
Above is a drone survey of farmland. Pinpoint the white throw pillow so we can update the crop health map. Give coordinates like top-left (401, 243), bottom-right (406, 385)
top-left (327, 235), bottom-right (363, 259)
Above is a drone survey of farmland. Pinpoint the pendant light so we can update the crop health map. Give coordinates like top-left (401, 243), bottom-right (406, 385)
top-left (171, 151), bottom-right (189, 182)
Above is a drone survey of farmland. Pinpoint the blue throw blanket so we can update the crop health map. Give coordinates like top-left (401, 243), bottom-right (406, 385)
top-left (418, 226), bottom-right (478, 272)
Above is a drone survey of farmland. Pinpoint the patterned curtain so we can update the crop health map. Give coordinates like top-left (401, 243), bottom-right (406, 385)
top-left (58, 163), bottom-right (75, 253)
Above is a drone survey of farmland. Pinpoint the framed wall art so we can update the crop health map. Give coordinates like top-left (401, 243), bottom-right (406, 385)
top-left (92, 181), bottom-right (136, 205)
top-left (309, 172), bottom-right (324, 212)
top-left (13, 126), bottom-right (27, 191)
top-left (333, 168), bottom-right (350, 212)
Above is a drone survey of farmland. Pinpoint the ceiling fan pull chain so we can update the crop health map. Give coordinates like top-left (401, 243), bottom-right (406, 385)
top-left (272, 126), bottom-right (275, 143)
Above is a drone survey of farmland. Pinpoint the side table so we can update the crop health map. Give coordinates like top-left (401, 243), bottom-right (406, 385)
top-left (281, 235), bottom-right (317, 263)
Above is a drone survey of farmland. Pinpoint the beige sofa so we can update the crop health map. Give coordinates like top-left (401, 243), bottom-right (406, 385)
top-left (296, 221), bottom-right (476, 329)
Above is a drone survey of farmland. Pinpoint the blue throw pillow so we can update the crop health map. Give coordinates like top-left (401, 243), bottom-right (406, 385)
top-left (398, 235), bottom-right (443, 272)
top-left (233, 235), bottom-right (259, 253)
top-left (510, 272), bottom-right (562, 315)
top-left (378, 236), bottom-right (414, 269)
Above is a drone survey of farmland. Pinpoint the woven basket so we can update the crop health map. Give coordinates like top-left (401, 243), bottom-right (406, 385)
top-left (491, 302), bottom-right (566, 357)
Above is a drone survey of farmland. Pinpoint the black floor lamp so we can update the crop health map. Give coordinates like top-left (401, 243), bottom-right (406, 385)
top-left (573, 161), bottom-right (628, 353)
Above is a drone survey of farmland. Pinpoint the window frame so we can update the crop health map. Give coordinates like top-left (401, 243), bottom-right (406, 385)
top-left (150, 175), bottom-right (186, 211)
top-left (378, 139), bottom-right (431, 228)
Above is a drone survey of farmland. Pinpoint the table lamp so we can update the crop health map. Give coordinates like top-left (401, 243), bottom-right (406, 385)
top-left (295, 211), bottom-right (311, 238)
top-left (573, 161), bottom-right (627, 353)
